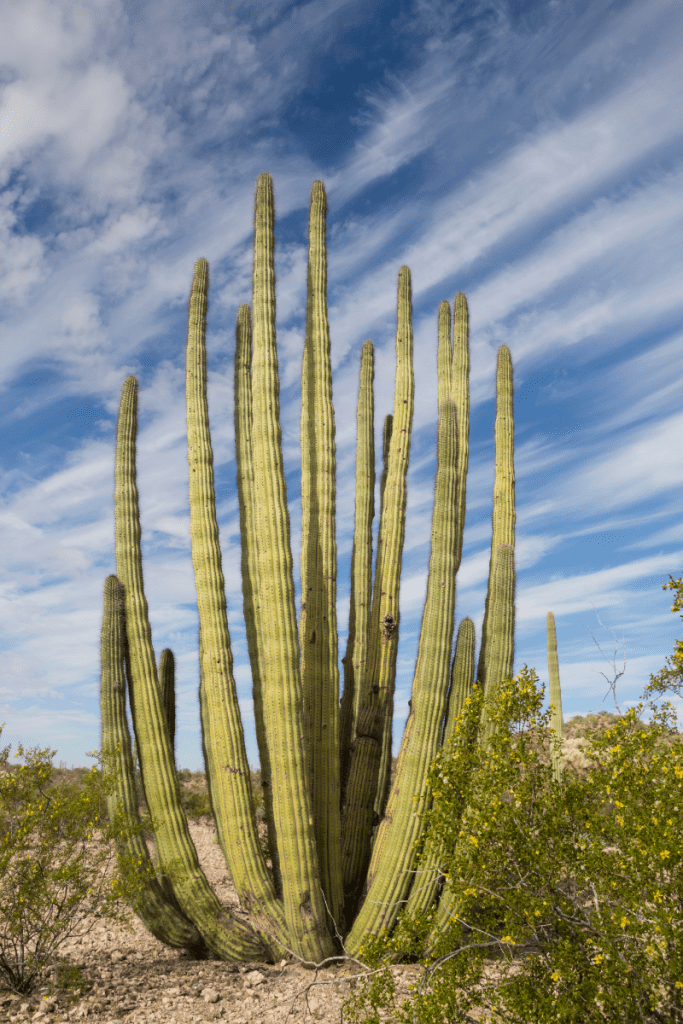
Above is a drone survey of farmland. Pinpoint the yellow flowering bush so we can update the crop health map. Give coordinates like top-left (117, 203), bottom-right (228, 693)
top-left (342, 574), bottom-right (683, 1024)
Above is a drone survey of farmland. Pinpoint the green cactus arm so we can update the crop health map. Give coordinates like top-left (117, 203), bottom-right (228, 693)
top-left (341, 266), bottom-right (414, 924)
top-left (99, 575), bottom-right (210, 956)
top-left (475, 344), bottom-right (515, 693)
top-left (436, 300), bottom-right (452, 412)
top-left (158, 649), bottom-right (176, 755)
top-left (432, 543), bottom-right (516, 941)
top-left (339, 340), bottom-right (375, 805)
top-left (185, 258), bottom-right (287, 946)
top-left (250, 173), bottom-right (336, 961)
top-left (451, 293), bottom-right (470, 576)
top-left (547, 611), bottom-right (564, 785)
top-left (298, 181), bottom-right (343, 925)
top-left (346, 397), bottom-right (459, 949)
top-left (234, 302), bottom-right (282, 898)
top-left (404, 615), bottom-right (477, 922)
top-left (441, 616), bottom-right (476, 750)
top-left (373, 412), bottom-right (395, 821)
top-left (477, 542), bottom-right (516, 745)
top-left (368, 411), bottom-right (395, 811)
top-left (114, 374), bottom-right (269, 962)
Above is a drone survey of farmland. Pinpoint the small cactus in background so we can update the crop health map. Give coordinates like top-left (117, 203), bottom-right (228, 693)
top-left (100, 173), bottom-right (564, 964)
top-left (547, 610), bottom-right (564, 784)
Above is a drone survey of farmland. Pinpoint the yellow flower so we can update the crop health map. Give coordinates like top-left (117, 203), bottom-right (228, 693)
top-left (551, 971), bottom-right (560, 981)
top-left (620, 917), bottom-right (628, 929)
top-left (593, 954), bottom-right (604, 965)
top-left (660, 850), bottom-right (670, 859)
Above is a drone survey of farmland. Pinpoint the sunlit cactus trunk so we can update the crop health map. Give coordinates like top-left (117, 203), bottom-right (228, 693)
top-left (339, 340), bottom-right (375, 807)
top-left (299, 181), bottom-right (344, 926)
top-left (340, 266), bottom-right (414, 926)
top-left (113, 376), bottom-right (270, 961)
top-left (99, 171), bottom-right (564, 967)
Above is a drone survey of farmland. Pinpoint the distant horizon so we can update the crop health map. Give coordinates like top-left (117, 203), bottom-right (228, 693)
top-left (1, 0), bottom-right (682, 772)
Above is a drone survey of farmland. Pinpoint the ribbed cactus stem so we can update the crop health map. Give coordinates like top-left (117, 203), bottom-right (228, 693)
top-left (436, 300), bottom-right (452, 411)
top-left (547, 611), bottom-right (564, 785)
top-left (158, 649), bottom-right (176, 755)
top-left (185, 258), bottom-right (287, 947)
top-left (234, 302), bottom-right (282, 898)
top-left (475, 344), bottom-right (515, 693)
top-left (374, 410), bottom-right (401, 824)
top-left (478, 543), bottom-right (516, 746)
top-left (341, 267), bottom-right (414, 925)
top-left (404, 616), bottom-right (476, 922)
top-left (115, 374), bottom-right (268, 962)
top-left (432, 542), bottom-right (516, 943)
top-left (346, 398), bottom-right (459, 950)
top-left (441, 616), bottom-right (476, 749)
top-left (99, 575), bottom-right (209, 956)
top-left (339, 340), bottom-right (375, 805)
top-left (451, 293), bottom-right (470, 576)
top-left (298, 180), bottom-right (343, 924)
top-left (250, 173), bottom-right (336, 960)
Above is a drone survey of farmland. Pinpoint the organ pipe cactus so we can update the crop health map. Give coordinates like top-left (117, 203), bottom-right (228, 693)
top-left (100, 172), bottom-right (564, 964)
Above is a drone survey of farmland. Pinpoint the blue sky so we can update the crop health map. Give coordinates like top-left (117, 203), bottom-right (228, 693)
top-left (1, 0), bottom-right (682, 772)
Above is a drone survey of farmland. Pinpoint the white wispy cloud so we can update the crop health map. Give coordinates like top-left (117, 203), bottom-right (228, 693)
top-left (0, 0), bottom-right (681, 770)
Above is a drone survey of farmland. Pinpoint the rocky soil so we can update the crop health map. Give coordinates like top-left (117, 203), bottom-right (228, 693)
top-left (0, 815), bottom-right (428, 1024)
top-left (0, 761), bottom-right (429, 1024)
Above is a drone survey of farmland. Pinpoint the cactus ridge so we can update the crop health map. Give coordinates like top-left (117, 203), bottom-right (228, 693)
top-left (100, 173), bottom-right (565, 963)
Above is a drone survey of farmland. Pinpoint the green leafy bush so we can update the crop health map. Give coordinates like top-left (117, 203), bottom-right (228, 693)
top-left (342, 657), bottom-right (683, 1023)
top-left (0, 731), bottom-right (161, 996)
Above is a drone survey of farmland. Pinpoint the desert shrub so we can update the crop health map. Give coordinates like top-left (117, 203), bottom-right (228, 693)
top-left (342, 665), bottom-right (683, 1024)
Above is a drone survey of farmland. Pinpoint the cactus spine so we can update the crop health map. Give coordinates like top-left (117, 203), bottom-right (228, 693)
top-left (100, 172), bottom-right (564, 966)
top-left (547, 611), bottom-right (564, 784)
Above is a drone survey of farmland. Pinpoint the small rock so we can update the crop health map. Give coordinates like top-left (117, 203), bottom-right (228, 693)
top-left (201, 986), bottom-right (220, 1004)
top-left (109, 950), bottom-right (126, 963)
top-left (244, 970), bottom-right (266, 986)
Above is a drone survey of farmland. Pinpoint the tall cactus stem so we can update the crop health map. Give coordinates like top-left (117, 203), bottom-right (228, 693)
top-left (404, 616), bottom-right (476, 922)
top-left (432, 542), bottom-right (516, 943)
top-left (339, 340), bottom-right (375, 806)
top-left (346, 397), bottom-right (459, 950)
top-left (185, 258), bottom-right (287, 945)
top-left (441, 616), bottom-right (476, 749)
top-left (250, 173), bottom-right (336, 960)
top-left (298, 180), bottom-right (343, 925)
top-left (158, 649), bottom-right (176, 756)
top-left (100, 575), bottom-right (210, 956)
top-left (374, 411), bottom-right (398, 824)
top-left (115, 374), bottom-right (270, 961)
top-left (234, 302), bottom-right (282, 898)
top-left (341, 266), bottom-right (414, 926)
top-left (475, 344), bottom-right (515, 694)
